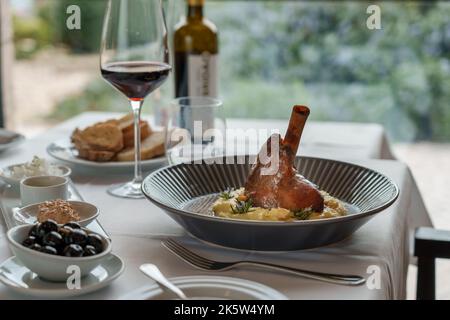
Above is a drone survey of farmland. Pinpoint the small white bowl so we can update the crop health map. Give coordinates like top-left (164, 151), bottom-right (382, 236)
top-left (20, 175), bottom-right (69, 207)
top-left (13, 200), bottom-right (99, 227)
top-left (0, 164), bottom-right (71, 190)
top-left (7, 224), bottom-right (112, 282)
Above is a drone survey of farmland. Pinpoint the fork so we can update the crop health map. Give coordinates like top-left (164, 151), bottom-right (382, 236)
top-left (162, 238), bottom-right (366, 286)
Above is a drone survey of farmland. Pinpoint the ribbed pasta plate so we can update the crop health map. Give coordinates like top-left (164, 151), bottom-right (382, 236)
top-left (142, 156), bottom-right (399, 250)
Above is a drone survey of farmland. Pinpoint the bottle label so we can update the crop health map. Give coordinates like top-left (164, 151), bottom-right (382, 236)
top-left (187, 52), bottom-right (218, 97)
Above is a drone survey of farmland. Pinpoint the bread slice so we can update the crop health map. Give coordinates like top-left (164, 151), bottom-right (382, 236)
top-left (117, 113), bottom-right (153, 147)
top-left (76, 123), bottom-right (124, 152)
top-left (99, 118), bottom-right (120, 127)
top-left (77, 147), bottom-right (116, 162)
top-left (116, 131), bottom-right (165, 162)
top-left (122, 121), bottom-right (152, 148)
top-left (117, 113), bottom-right (134, 131)
top-left (71, 128), bottom-right (117, 161)
top-left (70, 114), bottom-right (159, 163)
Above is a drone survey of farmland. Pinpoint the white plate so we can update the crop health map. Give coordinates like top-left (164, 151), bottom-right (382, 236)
top-left (0, 129), bottom-right (24, 152)
top-left (120, 275), bottom-right (288, 300)
top-left (13, 200), bottom-right (99, 227)
top-left (0, 254), bottom-right (124, 298)
top-left (47, 139), bottom-right (167, 172)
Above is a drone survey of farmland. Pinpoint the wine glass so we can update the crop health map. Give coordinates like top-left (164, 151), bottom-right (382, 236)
top-left (100, 0), bottom-right (170, 198)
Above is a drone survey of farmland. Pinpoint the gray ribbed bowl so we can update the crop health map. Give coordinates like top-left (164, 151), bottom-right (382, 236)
top-left (142, 156), bottom-right (399, 251)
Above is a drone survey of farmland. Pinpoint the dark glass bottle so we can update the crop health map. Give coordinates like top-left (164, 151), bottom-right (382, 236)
top-left (173, 0), bottom-right (218, 98)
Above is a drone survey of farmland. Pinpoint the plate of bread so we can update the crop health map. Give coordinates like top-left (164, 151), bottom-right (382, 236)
top-left (47, 114), bottom-right (167, 171)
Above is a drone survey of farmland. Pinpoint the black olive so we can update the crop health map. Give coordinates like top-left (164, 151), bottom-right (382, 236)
top-left (29, 224), bottom-right (39, 237)
top-left (58, 227), bottom-right (73, 245)
top-left (63, 244), bottom-right (83, 257)
top-left (87, 234), bottom-right (103, 253)
top-left (68, 229), bottom-right (88, 246)
top-left (22, 236), bottom-right (37, 248)
top-left (42, 231), bottom-right (63, 248)
top-left (40, 245), bottom-right (58, 255)
top-left (30, 223), bottom-right (45, 240)
top-left (63, 222), bottom-right (81, 230)
top-left (83, 245), bottom-right (97, 257)
top-left (39, 220), bottom-right (58, 234)
top-left (61, 225), bottom-right (73, 232)
top-left (29, 243), bottom-right (42, 252)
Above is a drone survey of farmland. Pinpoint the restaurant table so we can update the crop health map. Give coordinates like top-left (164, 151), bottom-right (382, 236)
top-left (0, 112), bottom-right (432, 300)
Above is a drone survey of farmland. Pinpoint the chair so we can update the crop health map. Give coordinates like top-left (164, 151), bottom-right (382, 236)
top-left (414, 227), bottom-right (450, 299)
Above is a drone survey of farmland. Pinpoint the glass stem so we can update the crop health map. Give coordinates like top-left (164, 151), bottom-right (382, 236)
top-left (131, 100), bottom-right (143, 185)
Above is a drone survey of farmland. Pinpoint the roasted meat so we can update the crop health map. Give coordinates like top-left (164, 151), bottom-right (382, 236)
top-left (245, 105), bottom-right (324, 212)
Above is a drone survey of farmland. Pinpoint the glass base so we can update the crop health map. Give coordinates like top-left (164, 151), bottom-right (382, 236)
top-left (107, 181), bottom-right (144, 199)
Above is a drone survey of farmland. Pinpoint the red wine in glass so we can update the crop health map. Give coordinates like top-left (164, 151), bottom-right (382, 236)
top-left (100, 0), bottom-right (170, 199)
top-left (101, 61), bottom-right (171, 100)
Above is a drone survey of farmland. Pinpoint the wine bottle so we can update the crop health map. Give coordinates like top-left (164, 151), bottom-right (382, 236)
top-left (173, 0), bottom-right (218, 98)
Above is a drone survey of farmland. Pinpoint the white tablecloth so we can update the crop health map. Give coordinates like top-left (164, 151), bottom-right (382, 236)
top-left (0, 112), bottom-right (431, 300)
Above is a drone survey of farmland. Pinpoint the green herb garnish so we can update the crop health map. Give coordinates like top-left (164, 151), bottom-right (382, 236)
top-left (219, 188), bottom-right (234, 200)
top-left (294, 207), bottom-right (314, 220)
top-left (231, 198), bottom-right (254, 214)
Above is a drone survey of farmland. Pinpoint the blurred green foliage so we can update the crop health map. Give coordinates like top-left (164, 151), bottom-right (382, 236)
top-left (49, 80), bottom-right (124, 120)
top-left (13, 6), bottom-right (52, 59)
top-left (12, 0), bottom-right (106, 57)
top-left (51, 0), bottom-right (107, 53)
top-left (11, 1), bottom-right (450, 141)
top-left (209, 1), bottom-right (450, 141)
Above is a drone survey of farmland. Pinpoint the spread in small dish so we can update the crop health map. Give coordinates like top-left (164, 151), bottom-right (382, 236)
top-left (37, 200), bottom-right (81, 224)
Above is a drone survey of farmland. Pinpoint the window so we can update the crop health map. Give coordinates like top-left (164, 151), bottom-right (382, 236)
top-left (3, 0), bottom-right (450, 142)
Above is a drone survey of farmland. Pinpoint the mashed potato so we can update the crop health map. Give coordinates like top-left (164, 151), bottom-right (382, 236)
top-left (212, 188), bottom-right (347, 221)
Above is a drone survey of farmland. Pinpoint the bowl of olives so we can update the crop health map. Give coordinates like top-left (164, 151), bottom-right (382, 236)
top-left (7, 219), bottom-right (111, 281)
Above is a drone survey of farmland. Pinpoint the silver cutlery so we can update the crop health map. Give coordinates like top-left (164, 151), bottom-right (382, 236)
top-left (139, 263), bottom-right (188, 300)
top-left (162, 238), bottom-right (366, 286)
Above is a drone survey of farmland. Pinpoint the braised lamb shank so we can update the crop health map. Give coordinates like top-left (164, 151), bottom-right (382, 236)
top-left (245, 105), bottom-right (324, 212)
